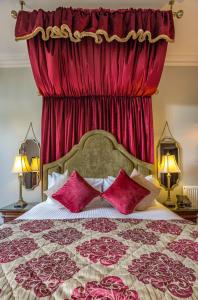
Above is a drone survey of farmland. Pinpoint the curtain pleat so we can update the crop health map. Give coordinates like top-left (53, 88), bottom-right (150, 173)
top-left (42, 96), bottom-right (154, 164)
top-left (28, 38), bottom-right (167, 97)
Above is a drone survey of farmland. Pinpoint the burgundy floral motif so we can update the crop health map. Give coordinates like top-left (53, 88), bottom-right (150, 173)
top-left (146, 220), bottom-right (182, 235)
top-left (14, 252), bottom-right (79, 298)
top-left (0, 238), bottom-right (38, 263)
top-left (20, 220), bottom-right (54, 233)
top-left (168, 239), bottom-right (198, 261)
top-left (43, 228), bottom-right (83, 245)
top-left (70, 276), bottom-right (139, 300)
top-left (119, 228), bottom-right (159, 245)
top-left (191, 231), bottom-right (198, 239)
top-left (83, 218), bottom-right (117, 233)
top-left (128, 252), bottom-right (196, 298)
top-left (0, 227), bottom-right (13, 240)
top-left (76, 237), bottom-right (128, 266)
top-left (120, 219), bottom-right (142, 224)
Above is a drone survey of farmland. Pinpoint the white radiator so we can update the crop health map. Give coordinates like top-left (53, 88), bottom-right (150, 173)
top-left (183, 186), bottom-right (198, 208)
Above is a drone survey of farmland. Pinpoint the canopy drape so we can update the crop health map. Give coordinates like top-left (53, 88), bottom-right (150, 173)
top-left (15, 7), bottom-right (174, 165)
top-left (42, 96), bottom-right (154, 165)
top-left (27, 37), bottom-right (167, 97)
top-left (15, 8), bottom-right (174, 44)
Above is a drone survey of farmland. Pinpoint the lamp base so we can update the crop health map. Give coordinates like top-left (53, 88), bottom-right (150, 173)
top-left (14, 199), bottom-right (27, 208)
top-left (164, 199), bottom-right (176, 208)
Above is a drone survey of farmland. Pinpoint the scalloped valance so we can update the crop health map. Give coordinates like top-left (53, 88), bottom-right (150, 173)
top-left (15, 7), bottom-right (175, 43)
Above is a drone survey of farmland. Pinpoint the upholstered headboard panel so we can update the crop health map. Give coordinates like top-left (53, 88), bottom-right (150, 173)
top-left (42, 130), bottom-right (153, 199)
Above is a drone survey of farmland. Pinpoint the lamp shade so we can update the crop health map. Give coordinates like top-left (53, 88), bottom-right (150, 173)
top-left (12, 155), bottom-right (32, 173)
top-left (31, 157), bottom-right (40, 172)
top-left (159, 153), bottom-right (181, 174)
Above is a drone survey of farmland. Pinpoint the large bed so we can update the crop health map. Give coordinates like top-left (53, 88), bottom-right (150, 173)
top-left (0, 130), bottom-right (197, 300)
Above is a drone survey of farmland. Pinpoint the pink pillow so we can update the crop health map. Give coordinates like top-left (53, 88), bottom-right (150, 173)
top-left (102, 169), bottom-right (150, 214)
top-left (52, 171), bottom-right (100, 213)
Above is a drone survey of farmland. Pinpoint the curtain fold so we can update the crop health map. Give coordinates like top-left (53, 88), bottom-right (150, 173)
top-left (42, 96), bottom-right (154, 164)
top-left (28, 38), bottom-right (167, 97)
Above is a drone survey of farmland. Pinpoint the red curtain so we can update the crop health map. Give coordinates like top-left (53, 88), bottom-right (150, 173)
top-left (15, 8), bottom-right (174, 43)
top-left (15, 8), bottom-right (174, 165)
top-left (42, 96), bottom-right (154, 164)
top-left (29, 37), bottom-right (162, 164)
top-left (27, 37), bottom-right (167, 97)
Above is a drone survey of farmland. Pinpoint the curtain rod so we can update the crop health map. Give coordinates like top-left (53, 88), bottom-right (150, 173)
top-left (11, 0), bottom-right (184, 20)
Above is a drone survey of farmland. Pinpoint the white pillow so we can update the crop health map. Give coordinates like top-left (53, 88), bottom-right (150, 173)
top-left (48, 174), bottom-right (54, 189)
top-left (46, 196), bottom-right (65, 208)
top-left (103, 176), bottom-right (116, 191)
top-left (80, 177), bottom-right (107, 209)
top-left (84, 178), bottom-right (103, 192)
top-left (48, 173), bottom-right (58, 189)
top-left (131, 169), bottom-right (161, 210)
top-left (44, 170), bottom-right (69, 197)
top-left (48, 171), bottom-right (69, 189)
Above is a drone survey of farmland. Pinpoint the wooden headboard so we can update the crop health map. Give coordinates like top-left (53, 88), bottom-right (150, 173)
top-left (42, 130), bottom-right (153, 199)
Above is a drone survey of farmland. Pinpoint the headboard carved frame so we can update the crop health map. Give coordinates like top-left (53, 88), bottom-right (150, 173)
top-left (43, 130), bottom-right (153, 200)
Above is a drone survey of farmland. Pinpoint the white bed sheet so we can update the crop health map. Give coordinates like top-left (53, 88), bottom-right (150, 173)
top-left (18, 200), bottom-right (181, 220)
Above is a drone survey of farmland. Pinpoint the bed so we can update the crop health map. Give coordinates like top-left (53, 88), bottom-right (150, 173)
top-left (0, 130), bottom-right (197, 300)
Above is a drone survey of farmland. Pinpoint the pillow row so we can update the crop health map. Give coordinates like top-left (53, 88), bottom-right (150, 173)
top-left (45, 169), bottom-right (160, 214)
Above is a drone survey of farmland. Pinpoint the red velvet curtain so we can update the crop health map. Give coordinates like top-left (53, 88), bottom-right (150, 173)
top-left (42, 96), bottom-right (154, 164)
top-left (15, 8), bottom-right (174, 165)
top-left (16, 8), bottom-right (174, 43)
top-left (28, 37), bottom-right (162, 164)
top-left (27, 37), bottom-right (167, 97)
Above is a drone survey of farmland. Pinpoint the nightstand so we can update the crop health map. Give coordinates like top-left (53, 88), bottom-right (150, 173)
top-left (0, 202), bottom-right (40, 223)
top-left (171, 207), bottom-right (198, 224)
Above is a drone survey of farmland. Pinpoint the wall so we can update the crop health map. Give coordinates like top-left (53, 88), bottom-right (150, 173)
top-left (0, 68), bottom-right (41, 220)
top-left (153, 67), bottom-right (198, 202)
top-left (0, 66), bottom-right (197, 215)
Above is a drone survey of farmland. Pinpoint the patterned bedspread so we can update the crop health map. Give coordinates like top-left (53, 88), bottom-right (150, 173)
top-left (0, 218), bottom-right (197, 300)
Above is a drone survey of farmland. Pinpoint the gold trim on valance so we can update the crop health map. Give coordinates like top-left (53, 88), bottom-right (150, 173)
top-left (15, 24), bottom-right (174, 43)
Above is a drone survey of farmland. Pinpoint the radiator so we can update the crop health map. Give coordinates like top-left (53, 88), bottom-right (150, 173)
top-left (183, 186), bottom-right (198, 208)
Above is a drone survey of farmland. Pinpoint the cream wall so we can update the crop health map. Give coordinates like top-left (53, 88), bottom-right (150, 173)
top-left (0, 66), bottom-right (197, 216)
top-left (153, 67), bottom-right (198, 202)
top-left (0, 68), bottom-right (41, 221)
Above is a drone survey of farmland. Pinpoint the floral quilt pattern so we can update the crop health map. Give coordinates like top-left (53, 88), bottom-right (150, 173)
top-left (0, 218), bottom-right (197, 300)
top-left (76, 236), bottom-right (128, 265)
top-left (128, 252), bottom-right (196, 298)
top-left (0, 227), bottom-right (13, 240)
top-left (68, 276), bottom-right (139, 300)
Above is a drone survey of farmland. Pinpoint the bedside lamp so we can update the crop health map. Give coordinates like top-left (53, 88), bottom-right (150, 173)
top-left (12, 154), bottom-right (32, 208)
top-left (159, 153), bottom-right (181, 208)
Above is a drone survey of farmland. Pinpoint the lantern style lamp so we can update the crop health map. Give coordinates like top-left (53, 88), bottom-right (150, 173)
top-left (12, 154), bottom-right (32, 208)
top-left (159, 153), bottom-right (181, 208)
